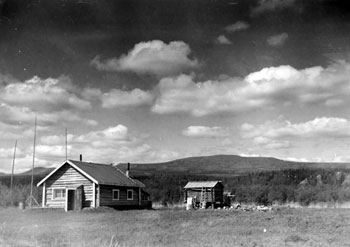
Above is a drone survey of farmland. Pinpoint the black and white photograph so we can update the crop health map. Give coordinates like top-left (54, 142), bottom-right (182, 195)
top-left (1, 0), bottom-right (350, 246)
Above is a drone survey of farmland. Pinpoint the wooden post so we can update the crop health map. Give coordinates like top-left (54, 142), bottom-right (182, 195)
top-left (211, 188), bottom-right (214, 209)
top-left (26, 117), bottom-right (39, 208)
top-left (65, 188), bottom-right (68, 212)
top-left (10, 140), bottom-right (17, 191)
top-left (42, 182), bottom-right (46, 208)
top-left (10, 140), bottom-right (17, 206)
top-left (97, 185), bottom-right (100, 207)
top-left (139, 188), bottom-right (141, 206)
top-left (29, 117), bottom-right (37, 208)
top-left (93, 182), bottom-right (96, 208)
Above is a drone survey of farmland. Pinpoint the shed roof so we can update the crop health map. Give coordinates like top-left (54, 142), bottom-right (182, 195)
top-left (184, 181), bottom-right (222, 189)
top-left (37, 160), bottom-right (145, 188)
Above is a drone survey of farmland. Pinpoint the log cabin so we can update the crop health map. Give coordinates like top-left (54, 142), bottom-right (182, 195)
top-left (37, 159), bottom-right (151, 211)
top-left (184, 181), bottom-right (224, 209)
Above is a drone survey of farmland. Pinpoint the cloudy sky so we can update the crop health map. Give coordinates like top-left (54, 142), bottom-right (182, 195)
top-left (1, 0), bottom-right (350, 172)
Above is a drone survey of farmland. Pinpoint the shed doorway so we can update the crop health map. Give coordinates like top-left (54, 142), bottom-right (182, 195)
top-left (65, 186), bottom-right (83, 211)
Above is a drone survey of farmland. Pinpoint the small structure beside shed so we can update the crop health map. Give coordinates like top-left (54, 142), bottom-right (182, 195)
top-left (183, 181), bottom-right (224, 209)
top-left (37, 159), bottom-right (151, 211)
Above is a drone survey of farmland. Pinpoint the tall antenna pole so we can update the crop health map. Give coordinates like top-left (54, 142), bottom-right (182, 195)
top-left (25, 117), bottom-right (39, 208)
top-left (29, 117), bottom-right (37, 208)
top-left (65, 128), bottom-right (68, 160)
top-left (10, 140), bottom-right (17, 191)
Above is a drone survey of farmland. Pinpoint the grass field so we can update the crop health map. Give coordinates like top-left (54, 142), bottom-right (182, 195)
top-left (1, 207), bottom-right (350, 247)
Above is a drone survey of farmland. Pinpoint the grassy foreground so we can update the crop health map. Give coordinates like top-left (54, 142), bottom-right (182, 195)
top-left (1, 207), bottom-right (350, 247)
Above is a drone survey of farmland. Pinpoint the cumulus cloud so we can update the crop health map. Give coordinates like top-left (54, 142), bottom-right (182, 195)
top-left (0, 75), bottom-right (91, 111)
top-left (40, 135), bottom-right (70, 145)
top-left (151, 62), bottom-right (350, 116)
top-left (36, 125), bottom-right (180, 168)
top-left (244, 64), bottom-right (304, 83)
top-left (101, 88), bottom-right (154, 108)
top-left (324, 98), bottom-right (344, 107)
top-left (0, 103), bottom-right (97, 127)
top-left (244, 62), bottom-right (350, 106)
top-left (0, 126), bottom-right (31, 140)
top-left (36, 145), bottom-right (71, 158)
top-left (82, 87), bottom-right (103, 100)
top-left (251, 0), bottom-right (296, 16)
top-left (224, 21), bottom-right (250, 33)
top-left (36, 125), bottom-right (139, 164)
top-left (266, 33), bottom-right (289, 46)
top-left (241, 117), bottom-right (350, 140)
top-left (240, 117), bottom-right (350, 150)
top-left (216, 35), bottom-right (232, 45)
top-left (252, 136), bottom-right (291, 149)
top-left (0, 147), bottom-right (24, 159)
top-left (0, 74), bottom-right (98, 131)
top-left (0, 103), bottom-right (58, 126)
top-left (152, 74), bottom-right (263, 116)
top-left (182, 126), bottom-right (229, 138)
top-left (91, 40), bottom-right (198, 77)
top-left (81, 86), bottom-right (155, 109)
top-left (74, 125), bottom-right (130, 147)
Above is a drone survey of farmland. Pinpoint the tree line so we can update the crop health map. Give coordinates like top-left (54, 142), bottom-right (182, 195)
top-left (135, 168), bottom-right (350, 206)
top-left (1, 168), bottom-right (350, 207)
top-left (0, 175), bottom-right (42, 207)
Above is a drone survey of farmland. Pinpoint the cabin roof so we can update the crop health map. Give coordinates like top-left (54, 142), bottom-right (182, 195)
top-left (37, 160), bottom-right (145, 188)
top-left (184, 181), bottom-right (222, 189)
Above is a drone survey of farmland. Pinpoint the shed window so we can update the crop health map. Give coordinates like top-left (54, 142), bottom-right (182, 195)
top-left (53, 188), bottom-right (66, 199)
top-left (127, 189), bottom-right (133, 200)
top-left (112, 189), bottom-right (119, 200)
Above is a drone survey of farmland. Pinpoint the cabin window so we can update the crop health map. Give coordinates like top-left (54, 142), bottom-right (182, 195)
top-left (127, 189), bottom-right (133, 200)
top-left (52, 188), bottom-right (66, 199)
top-left (112, 189), bottom-right (119, 200)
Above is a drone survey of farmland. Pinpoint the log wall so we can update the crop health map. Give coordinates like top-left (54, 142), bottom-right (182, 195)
top-left (45, 164), bottom-right (94, 208)
top-left (99, 185), bottom-right (140, 206)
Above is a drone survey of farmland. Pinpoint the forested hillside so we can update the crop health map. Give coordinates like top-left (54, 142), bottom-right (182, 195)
top-left (117, 155), bottom-right (350, 177)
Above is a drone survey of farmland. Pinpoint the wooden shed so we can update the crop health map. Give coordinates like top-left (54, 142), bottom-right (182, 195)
top-left (183, 181), bottom-right (224, 209)
top-left (37, 160), bottom-right (151, 211)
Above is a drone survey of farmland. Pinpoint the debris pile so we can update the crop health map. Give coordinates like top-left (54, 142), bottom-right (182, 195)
top-left (216, 203), bottom-right (273, 211)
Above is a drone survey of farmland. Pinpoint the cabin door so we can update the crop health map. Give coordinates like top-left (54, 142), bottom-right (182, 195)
top-left (67, 189), bottom-right (75, 211)
top-left (74, 186), bottom-right (83, 210)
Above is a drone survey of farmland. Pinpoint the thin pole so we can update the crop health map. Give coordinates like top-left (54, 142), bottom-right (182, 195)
top-left (10, 140), bottom-right (17, 190)
top-left (65, 128), bottom-right (68, 160)
top-left (29, 117), bottom-right (37, 208)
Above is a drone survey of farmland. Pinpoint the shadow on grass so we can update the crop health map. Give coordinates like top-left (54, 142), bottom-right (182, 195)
top-left (284, 234), bottom-right (309, 244)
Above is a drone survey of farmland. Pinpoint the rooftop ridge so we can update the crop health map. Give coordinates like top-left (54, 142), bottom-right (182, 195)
top-left (38, 159), bottom-right (144, 188)
top-left (113, 166), bottom-right (139, 185)
top-left (69, 159), bottom-right (114, 167)
top-left (187, 180), bottom-right (222, 183)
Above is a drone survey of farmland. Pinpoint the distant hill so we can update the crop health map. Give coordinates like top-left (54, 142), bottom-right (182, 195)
top-left (2, 155), bottom-right (350, 179)
top-left (117, 155), bottom-right (350, 177)
top-left (18, 167), bottom-right (54, 176)
top-left (0, 167), bottom-right (54, 177)
top-left (0, 167), bottom-right (54, 187)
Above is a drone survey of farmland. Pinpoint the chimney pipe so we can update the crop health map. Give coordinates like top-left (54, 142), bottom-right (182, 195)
top-left (126, 162), bottom-right (130, 177)
top-left (80, 154), bottom-right (82, 162)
